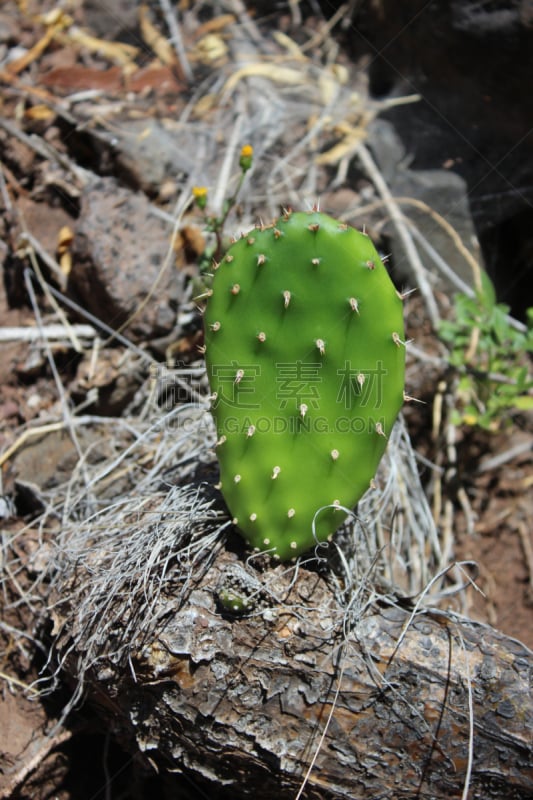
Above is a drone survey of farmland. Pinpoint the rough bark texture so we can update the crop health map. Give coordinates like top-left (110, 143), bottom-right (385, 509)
top-left (60, 550), bottom-right (533, 800)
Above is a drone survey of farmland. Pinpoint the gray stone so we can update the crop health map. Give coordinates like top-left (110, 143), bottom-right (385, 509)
top-left (113, 119), bottom-right (203, 195)
top-left (367, 119), bottom-right (481, 290)
top-left (69, 178), bottom-right (180, 341)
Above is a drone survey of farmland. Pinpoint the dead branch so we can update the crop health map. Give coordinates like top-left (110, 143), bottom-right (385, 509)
top-left (51, 547), bottom-right (533, 800)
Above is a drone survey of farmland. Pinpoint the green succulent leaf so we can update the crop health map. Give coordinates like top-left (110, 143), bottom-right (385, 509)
top-left (204, 210), bottom-right (405, 559)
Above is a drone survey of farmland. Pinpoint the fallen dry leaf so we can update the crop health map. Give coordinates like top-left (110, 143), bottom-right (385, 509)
top-left (40, 65), bottom-right (124, 92)
top-left (139, 4), bottom-right (177, 67)
top-left (128, 64), bottom-right (183, 94)
top-left (223, 63), bottom-right (308, 95)
top-left (66, 27), bottom-right (139, 66)
top-left (195, 13), bottom-right (236, 37)
top-left (315, 124), bottom-right (368, 165)
top-left (6, 17), bottom-right (68, 75)
top-left (57, 225), bottom-right (74, 277)
top-left (40, 64), bottom-right (183, 95)
top-left (194, 33), bottom-right (228, 66)
top-left (23, 104), bottom-right (55, 121)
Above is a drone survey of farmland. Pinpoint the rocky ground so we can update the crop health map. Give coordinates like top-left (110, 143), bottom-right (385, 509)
top-left (0, 1), bottom-right (532, 798)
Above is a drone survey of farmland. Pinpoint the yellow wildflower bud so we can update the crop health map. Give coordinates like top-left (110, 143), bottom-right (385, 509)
top-left (239, 144), bottom-right (253, 172)
top-left (192, 186), bottom-right (208, 209)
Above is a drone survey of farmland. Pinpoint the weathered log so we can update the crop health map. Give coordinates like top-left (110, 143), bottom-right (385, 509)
top-left (55, 547), bottom-right (533, 800)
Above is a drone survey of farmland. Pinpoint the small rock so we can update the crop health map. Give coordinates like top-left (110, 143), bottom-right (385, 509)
top-left (367, 119), bottom-right (482, 290)
top-left (69, 178), bottom-right (183, 341)
top-left (113, 119), bottom-right (201, 196)
top-left (388, 165), bottom-right (481, 289)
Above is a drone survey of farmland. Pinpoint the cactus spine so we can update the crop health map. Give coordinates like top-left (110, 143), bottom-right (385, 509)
top-left (204, 210), bottom-right (405, 560)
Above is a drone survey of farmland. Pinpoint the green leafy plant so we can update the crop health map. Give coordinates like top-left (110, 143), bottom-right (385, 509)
top-left (438, 272), bottom-right (533, 430)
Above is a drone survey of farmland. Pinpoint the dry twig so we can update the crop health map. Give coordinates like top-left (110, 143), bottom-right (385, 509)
top-left (355, 143), bottom-right (441, 328)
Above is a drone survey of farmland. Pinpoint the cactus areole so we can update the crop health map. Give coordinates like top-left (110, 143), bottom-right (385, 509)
top-left (204, 210), bottom-right (405, 560)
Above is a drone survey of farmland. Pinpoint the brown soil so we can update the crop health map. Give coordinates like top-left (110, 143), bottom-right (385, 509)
top-left (403, 296), bottom-right (533, 649)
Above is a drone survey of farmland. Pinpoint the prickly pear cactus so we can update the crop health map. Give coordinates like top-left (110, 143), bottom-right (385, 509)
top-left (204, 210), bottom-right (405, 560)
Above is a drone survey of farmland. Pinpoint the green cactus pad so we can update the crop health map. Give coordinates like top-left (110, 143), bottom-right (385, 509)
top-left (204, 210), bottom-right (405, 560)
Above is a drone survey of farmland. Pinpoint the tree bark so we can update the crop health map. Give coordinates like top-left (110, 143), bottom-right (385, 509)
top-left (56, 549), bottom-right (533, 800)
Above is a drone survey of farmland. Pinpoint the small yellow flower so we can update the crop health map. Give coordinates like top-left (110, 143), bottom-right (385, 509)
top-left (239, 144), bottom-right (253, 172)
top-left (192, 185), bottom-right (208, 209)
